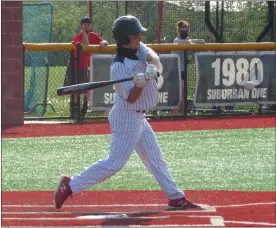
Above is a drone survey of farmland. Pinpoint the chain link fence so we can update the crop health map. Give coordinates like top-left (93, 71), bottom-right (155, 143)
top-left (23, 1), bottom-right (276, 120)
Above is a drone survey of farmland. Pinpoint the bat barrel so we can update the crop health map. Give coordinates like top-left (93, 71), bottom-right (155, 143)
top-left (56, 77), bottom-right (133, 96)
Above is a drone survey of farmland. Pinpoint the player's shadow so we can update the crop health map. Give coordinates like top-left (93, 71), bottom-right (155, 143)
top-left (100, 210), bottom-right (165, 226)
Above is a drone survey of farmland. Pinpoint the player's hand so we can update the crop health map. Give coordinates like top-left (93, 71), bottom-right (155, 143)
top-left (144, 64), bottom-right (158, 80)
top-left (99, 40), bottom-right (108, 48)
top-left (134, 73), bottom-right (147, 88)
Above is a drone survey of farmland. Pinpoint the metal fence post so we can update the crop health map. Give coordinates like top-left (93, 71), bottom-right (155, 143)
top-left (256, 1), bottom-right (274, 114)
top-left (205, 1), bottom-right (224, 114)
top-left (183, 51), bottom-right (188, 118)
top-left (69, 41), bottom-right (75, 119)
top-left (76, 42), bottom-right (82, 123)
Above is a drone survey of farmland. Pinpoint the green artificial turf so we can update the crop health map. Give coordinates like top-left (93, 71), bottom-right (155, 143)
top-left (2, 128), bottom-right (275, 191)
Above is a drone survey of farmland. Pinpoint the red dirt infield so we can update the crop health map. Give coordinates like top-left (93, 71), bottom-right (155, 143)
top-left (2, 115), bottom-right (275, 138)
top-left (2, 190), bottom-right (276, 227)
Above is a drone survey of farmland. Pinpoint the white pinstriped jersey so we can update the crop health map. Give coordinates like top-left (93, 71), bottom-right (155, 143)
top-left (110, 45), bottom-right (158, 111)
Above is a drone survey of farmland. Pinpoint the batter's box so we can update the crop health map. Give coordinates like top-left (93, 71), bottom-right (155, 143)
top-left (72, 204), bottom-right (216, 217)
top-left (166, 204), bottom-right (216, 213)
top-left (74, 204), bottom-right (221, 226)
top-left (75, 214), bottom-right (225, 226)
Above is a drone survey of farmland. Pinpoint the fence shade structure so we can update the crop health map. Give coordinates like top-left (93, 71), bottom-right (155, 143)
top-left (24, 42), bottom-right (276, 52)
top-left (23, 42), bottom-right (276, 121)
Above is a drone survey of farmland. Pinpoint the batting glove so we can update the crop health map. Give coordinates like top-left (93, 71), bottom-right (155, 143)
top-left (133, 73), bottom-right (147, 88)
top-left (144, 64), bottom-right (158, 80)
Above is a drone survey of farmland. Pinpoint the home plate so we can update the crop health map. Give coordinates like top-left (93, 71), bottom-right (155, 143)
top-left (76, 214), bottom-right (129, 219)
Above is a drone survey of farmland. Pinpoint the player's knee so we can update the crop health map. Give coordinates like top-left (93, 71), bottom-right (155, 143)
top-left (105, 159), bottom-right (125, 172)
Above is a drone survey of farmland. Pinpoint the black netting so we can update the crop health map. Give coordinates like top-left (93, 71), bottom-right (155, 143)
top-left (23, 1), bottom-right (276, 120)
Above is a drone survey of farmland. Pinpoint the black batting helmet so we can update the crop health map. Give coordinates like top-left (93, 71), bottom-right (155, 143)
top-left (112, 15), bottom-right (147, 45)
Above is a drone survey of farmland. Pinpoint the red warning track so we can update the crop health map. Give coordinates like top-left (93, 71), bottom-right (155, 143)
top-left (2, 116), bottom-right (275, 138)
top-left (2, 190), bottom-right (276, 227)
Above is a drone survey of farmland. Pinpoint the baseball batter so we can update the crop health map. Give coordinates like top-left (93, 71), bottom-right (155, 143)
top-left (54, 15), bottom-right (200, 211)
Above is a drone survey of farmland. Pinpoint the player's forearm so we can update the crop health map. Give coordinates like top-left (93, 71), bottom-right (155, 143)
top-left (175, 39), bottom-right (192, 44)
top-left (190, 39), bottom-right (205, 44)
top-left (80, 31), bottom-right (89, 45)
top-left (127, 86), bottom-right (143, 104)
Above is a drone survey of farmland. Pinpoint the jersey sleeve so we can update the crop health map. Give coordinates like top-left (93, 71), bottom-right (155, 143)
top-left (172, 37), bottom-right (181, 54)
top-left (173, 37), bottom-right (181, 43)
top-left (111, 62), bottom-right (135, 100)
top-left (88, 32), bottom-right (103, 45)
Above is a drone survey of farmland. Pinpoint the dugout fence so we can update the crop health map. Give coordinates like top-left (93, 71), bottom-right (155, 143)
top-left (23, 42), bottom-right (276, 122)
top-left (23, 1), bottom-right (276, 121)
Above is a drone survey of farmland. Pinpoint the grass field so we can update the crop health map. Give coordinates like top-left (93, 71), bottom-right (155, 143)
top-left (2, 128), bottom-right (275, 191)
top-left (24, 66), bottom-right (70, 117)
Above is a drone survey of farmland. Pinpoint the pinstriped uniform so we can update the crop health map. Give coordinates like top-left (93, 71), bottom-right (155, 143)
top-left (69, 43), bottom-right (184, 200)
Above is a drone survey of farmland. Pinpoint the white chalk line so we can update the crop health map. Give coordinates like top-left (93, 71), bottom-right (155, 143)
top-left (2, 204), bottom-right (216, 213)
top-left (3, 215), bottom-right (220, 221)
top-left (3, 201), bottom-right (274, 208)
top-left (3, 214), bottom-right (225, 228)
top-left (2, 203), bottom-right (181, 207)
top-left (210, 217), bottom-right (225, 226)
top-left (224, 220), bottom-right (276, 226)
top-left (214, 201), bottom-right (276, 208)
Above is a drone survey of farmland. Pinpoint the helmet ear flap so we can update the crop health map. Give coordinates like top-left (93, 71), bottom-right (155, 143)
top-left (112, 24), bottom-right (130, 45)
top-left (117, 36), bottom-right (130, 46)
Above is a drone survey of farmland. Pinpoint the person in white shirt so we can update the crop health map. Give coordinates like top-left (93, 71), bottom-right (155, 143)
top-left (172, 20), bottom-right (205, 114)
top-left (54, 15), bottom-right (201, 211)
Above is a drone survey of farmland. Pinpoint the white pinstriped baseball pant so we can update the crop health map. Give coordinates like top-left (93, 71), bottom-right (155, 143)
top-left (69, 106), bottom-right (184, 199)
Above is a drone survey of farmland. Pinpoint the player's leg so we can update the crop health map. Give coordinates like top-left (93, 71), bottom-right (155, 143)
top-left (54, 109), bottom-right (144, 209)
top-left (135, 120), bottom-right (184, 199)
top-left (134, 120), bottom-right (200, 209)
top-left (69, 129), bottom-right (140, 193)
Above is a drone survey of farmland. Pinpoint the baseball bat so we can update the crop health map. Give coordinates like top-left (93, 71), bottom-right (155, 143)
top-left (57, 77), bottom-right (133, 96)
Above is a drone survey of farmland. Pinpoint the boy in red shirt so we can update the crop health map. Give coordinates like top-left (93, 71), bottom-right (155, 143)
top-left (64, 16), bottom-right (108, 118)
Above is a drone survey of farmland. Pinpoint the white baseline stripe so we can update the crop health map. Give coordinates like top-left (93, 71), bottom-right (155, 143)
top-left (3, 204), bottom-right (169, 207)
top-left (184, 215), bottom-right (225, 226)
top-left (210, 217), bottom-right (225, 226)
top-left (224, 220), bottom-right (276, 226)
top-left (214, 202), bottom-right (276, 208)
top-left (4, 202), bottom-right (273, 208)
top-left (3, 214), bottom-right (220, 221)
top-left (2, 204), bottom-right (168, 207)
top-left (2, 212), bottom-right (72, 215)
top-left (2, 203), bottom-right (214, 210)
top-left (2, 210), bottom-right (214, 215)
top-left (3, 216), bottom-right (216, 221)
